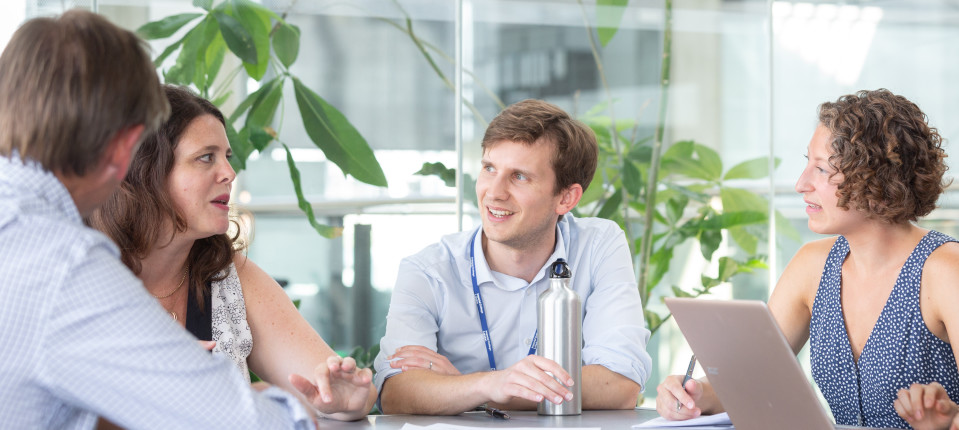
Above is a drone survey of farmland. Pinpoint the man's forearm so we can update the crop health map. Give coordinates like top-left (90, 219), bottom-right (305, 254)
top-left (380, 370), bottom-right (490, 415)
top-left (581, 364), bottom-right (641, 410)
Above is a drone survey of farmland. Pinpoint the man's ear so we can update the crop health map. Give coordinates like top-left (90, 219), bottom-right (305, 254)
top-left (554, 183), bottom-right (583, 215)
top-left (102, 125), bottom-right (145, 181)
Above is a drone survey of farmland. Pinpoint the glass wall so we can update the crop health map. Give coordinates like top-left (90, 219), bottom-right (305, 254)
top-left (10, 0), bottom-right (959, 408)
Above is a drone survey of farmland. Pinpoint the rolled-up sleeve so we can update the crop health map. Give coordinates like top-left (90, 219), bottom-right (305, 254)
top-left (373, 257), bottom-right (443, 393)
top-left (580, 225), bottom-right (652, 390)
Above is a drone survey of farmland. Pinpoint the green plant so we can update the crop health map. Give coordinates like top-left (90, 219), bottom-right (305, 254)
top-left (136, 0), bottom-right (388, 238)
top-left (577, 0), bottom-right (799, 333)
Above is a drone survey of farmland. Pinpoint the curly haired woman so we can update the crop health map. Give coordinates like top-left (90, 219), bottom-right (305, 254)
top-left (656, 89), bottom-right (959, 430)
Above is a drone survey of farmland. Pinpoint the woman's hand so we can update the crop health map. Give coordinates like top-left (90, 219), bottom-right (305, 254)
top-left (289, 355), bottom-right (374, 421)
top-left (894, 382), bottom-right (959, 430)
top-left (656, 374), bottom-right (704, 420)
top-left (387, 345), bottom-right (461, 376)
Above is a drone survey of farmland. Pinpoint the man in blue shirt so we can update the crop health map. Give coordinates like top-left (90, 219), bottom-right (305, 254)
top-left (374, 99), bottom-right (652, 414)
top-left (0, 11), bottom-right (333, 429)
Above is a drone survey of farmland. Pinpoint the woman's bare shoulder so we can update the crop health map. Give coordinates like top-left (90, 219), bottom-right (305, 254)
top-left (787, 236), bottom-right (837, 272)
top-left (923, 240), bottom-right (959, 290)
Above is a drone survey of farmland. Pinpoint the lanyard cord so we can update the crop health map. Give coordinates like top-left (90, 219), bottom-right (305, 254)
top-left (469, 230), bottom-right (538, 371)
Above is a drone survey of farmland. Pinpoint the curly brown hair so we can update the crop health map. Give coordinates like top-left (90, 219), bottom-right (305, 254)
top-left (88, 85), bottom-right (243, 310)
top-left (818, 89), bottom-right (949, 224)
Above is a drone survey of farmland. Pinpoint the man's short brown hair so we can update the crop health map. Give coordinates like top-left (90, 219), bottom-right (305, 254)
top-left (0, 9), bottom-right (169, 176)
top-left (481, 99), bottom-right (598, 194)
top-left (818, 89), bottom-right (948, 224)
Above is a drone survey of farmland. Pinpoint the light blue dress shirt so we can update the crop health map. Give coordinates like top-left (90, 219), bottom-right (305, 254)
top-left (0, 155), bottom-right (314, 430)
top-left (373, 214), bottom-right (652, 398)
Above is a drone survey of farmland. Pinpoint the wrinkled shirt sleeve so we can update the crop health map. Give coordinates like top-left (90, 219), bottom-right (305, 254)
top-left (581, 224), bottom-right (652, 390)
top-left (372, 257), bottom-right (444, 407)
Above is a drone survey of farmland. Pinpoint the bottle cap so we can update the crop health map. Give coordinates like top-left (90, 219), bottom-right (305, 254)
top-left (550, 258), bottom-right (571, 278)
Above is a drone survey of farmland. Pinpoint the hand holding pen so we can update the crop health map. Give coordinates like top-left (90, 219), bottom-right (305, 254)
top-left (676, 355), bottom-right (697, 411)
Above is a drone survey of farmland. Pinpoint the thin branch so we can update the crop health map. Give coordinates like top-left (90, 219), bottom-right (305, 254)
top-left (577, 0), bottom-right (633, 255)
top-left (638, 0), bottom-right (673, 308)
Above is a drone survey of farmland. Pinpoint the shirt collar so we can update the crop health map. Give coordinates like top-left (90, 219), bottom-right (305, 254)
top-left (0, 153), bottom-right (82, 224)
top-left (469, 215), bottom-right (571, 292)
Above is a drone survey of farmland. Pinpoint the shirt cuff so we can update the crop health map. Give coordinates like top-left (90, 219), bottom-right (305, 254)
top-left (260, 386), bottom-right (317, 430)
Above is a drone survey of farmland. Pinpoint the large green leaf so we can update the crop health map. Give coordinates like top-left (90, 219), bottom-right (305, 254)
top-left (596, 187), bottom-right (622, 219)
top-left (776, 210), bottom-right (802, 242)
top-left (226, 122), bottom-right (251, 172)
top-left (597, 0), bottom-right (629, 47)
top-left (165, 15), bottom-right (216, 86)
top-left (414, 162), bottom-right (477, 206)
top-left (292, 78), bottom-right (387, 187)
top-left (214, 12), bottom-right (258, 65)
top-left (699, 229), bottom-right (722, 260)
top-left (661, 141), bottom-right (723, 181)
top-left (716, 257), bottom-right (741, 283)
top-left (273, 23), bottom-right (301, 69)
top-left (192, 16), bottom-right (221, 90)
top-left (247, 77), bottom-right (284, 129)
top-left (228, 78), bottom-right (276, 124)
top-left (720, 187), bottom-right (770, 254)
top-left (282, 144), bottom-right (343, 239)
top-left (647, 247), bottom-right (674, 291)
top-left (720, 186), bottom-right (768, 213)
top-left (153, 33), bottom-right (187, 67)
top-left (670, 285), bottom-right (694, 299)
top-left (665, 194), bottom-right (688, 225)
top-left (724, 157), bottom-right (781, 180)
top-left (249, 127), bottom-right (274, 152)
top-left (415, 162), bottom-right (456, 187)
top-left (194, 0), bottom-right (213, 10)
top-left (622, 159), bottom-right (643, 196)
top-left (137, 13), bottom-right (203, 40)
top-left (645, 309), bottom-right (664, 335)
top-left (233, 0), bottom-right (272, 80)
top-left (700, 210), bottom-right (768, 230)
top-left (201, 34), bottom-right (227, 95)
top-left (728, 225), bottom-right (759, 255)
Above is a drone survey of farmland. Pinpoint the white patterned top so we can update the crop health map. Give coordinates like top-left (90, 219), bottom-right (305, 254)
top-left (210, 263), bottom-right (254, 381)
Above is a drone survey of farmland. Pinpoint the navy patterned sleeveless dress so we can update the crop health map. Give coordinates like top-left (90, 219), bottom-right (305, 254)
top-left (810, 231), bottom-right (959, 428)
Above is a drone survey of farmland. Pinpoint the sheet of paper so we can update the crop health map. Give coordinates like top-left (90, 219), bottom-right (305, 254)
top-left (632, 412), bottom-right (733, 428)
top-left (400, 424), bottom-right (600, 430)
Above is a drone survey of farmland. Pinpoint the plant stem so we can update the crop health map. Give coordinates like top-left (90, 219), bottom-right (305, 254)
top-left (577, 0), bottom-right (633, 254)
top-left (638, 0), bottom-right (673, 308)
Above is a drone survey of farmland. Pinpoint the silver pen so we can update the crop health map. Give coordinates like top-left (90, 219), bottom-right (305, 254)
top-left (676, 354), bottom-right (697, 412)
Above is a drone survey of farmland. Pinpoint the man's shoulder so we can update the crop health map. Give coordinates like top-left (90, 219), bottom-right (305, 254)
top-left (0, 205), bottom-right (117, 265)
top-left (405, 229), bottom-right (473, 266)
top-left (564, 214), bottom-right (624, 242)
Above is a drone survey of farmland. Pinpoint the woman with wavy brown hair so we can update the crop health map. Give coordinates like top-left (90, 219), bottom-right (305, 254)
top-left (656, 89), bottom-right (959, 430)
top-left (88, 85), bottom-right (376, 421)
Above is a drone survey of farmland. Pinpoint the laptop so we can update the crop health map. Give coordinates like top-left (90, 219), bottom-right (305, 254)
top-left (664, 298), bottom-right (893, 430)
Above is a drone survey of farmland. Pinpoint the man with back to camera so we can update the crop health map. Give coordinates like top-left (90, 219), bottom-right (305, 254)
top-left (373, 99), bottom-right (652, 414)
top-left (0, 10), bottom-right (367, 429)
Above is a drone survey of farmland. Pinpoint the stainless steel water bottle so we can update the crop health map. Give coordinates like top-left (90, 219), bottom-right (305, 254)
top-left (537, 258), bottom-right (582, 415)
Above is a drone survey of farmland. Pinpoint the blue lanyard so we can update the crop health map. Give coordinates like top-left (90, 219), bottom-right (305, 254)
top-left (469, 230), bottom-right (538, 371)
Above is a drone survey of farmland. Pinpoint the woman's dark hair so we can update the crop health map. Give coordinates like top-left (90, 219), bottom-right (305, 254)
top-left (88, 85), bottom-right (242, 308)
top-left (818, 89), bottom-right (949, 224)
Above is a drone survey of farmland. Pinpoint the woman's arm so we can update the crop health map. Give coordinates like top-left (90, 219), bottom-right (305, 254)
top-left (767, 238), bottom-right (833, 354)
top-left (895, 242), bottom-right (959, 429)
top-left (236, 255), bottom-right (377, 421)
